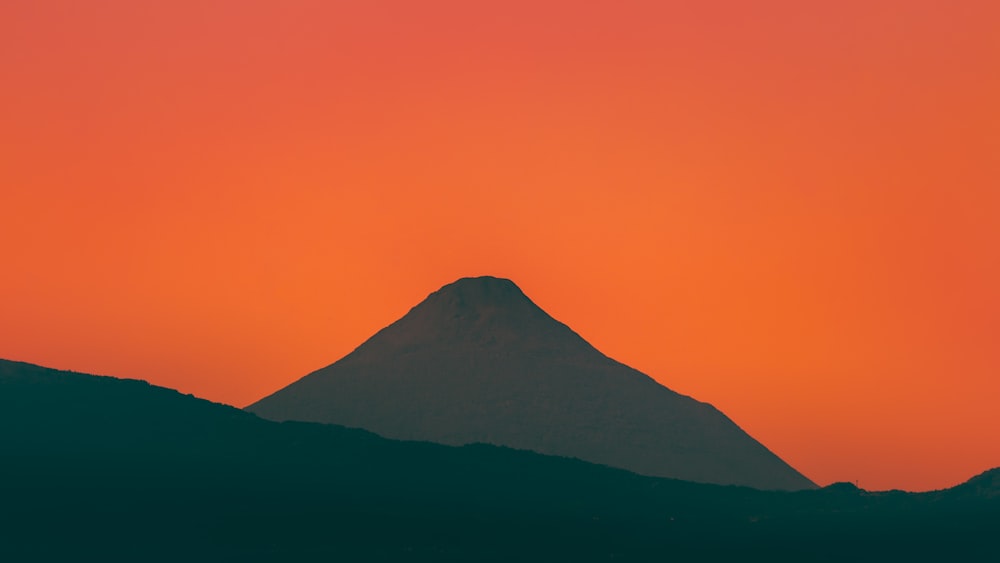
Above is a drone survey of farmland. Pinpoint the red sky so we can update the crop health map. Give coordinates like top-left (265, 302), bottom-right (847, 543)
top-left (2, 1), bottom-right (998, 492)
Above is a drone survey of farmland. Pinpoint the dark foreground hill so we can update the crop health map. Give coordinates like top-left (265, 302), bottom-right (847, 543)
top-left (1, 358), bottom-right (997, 562)
top-left (249, 276), bottom-right (814, 490)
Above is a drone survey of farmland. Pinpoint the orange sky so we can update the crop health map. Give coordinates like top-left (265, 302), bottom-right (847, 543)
top-left (2, 1), bottom-right (998, 492)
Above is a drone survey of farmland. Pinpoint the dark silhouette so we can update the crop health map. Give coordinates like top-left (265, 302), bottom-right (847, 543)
top-left (248, 276), bottom-right (815, 490)
top-left (1, 358), bottom-right (998, 562)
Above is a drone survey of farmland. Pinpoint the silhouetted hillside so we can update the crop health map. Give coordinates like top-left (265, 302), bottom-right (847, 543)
top-left (249, 276), bottom-right (814, 490)
top-left (937, 467), bottom-right (1000, 500)
top-left (1, 359), bottom-right (997, 562)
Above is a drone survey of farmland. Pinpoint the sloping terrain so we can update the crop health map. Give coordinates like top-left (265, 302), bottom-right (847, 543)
top-left (2, 358), bottom-right (997, 562)
top-left (249, 276), bottom-right (814, 490)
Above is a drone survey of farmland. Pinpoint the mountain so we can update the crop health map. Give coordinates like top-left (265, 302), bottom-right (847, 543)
top-left (248, 276), bottom-right (815, 490)
top-left (2, 358), bottom-right (997, 562)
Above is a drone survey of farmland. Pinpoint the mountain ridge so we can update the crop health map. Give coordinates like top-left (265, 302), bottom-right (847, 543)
top-left (3, 357), bottom-right (997, 562)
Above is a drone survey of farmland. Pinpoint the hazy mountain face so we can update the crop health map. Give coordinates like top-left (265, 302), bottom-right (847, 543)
top-left (248, 276), bottom-right (815, 491)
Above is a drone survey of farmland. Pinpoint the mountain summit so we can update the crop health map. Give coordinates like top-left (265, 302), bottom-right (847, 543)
top-left (248, 276), bottom-right (816, 490)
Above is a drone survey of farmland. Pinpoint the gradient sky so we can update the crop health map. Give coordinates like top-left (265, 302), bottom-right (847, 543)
top-left (2, 1), bottom-right (998, 492)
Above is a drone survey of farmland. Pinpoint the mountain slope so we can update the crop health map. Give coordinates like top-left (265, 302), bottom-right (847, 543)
top-left (248, 276), bottom-right (814, 490)
top-left (2, 358), bottom-right (997, 562)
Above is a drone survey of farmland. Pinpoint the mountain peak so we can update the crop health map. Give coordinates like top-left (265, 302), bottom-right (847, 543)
top-left (427, 276), bottom-right (528, 309)
top-left (446, 275), bottom-right (519, 289)
top-left (402, 276), bottom-right (552, 334)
